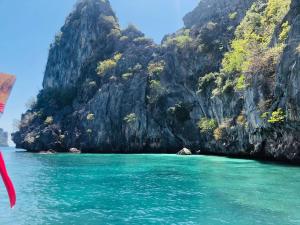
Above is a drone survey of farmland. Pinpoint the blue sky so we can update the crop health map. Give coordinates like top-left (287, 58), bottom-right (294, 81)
top-left (0, 0), bottom-right (199, 145)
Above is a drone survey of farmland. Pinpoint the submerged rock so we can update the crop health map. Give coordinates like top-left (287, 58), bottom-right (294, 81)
top-left (39, 149), bottom-right (56, 154)
top-left (69, 148), bottom-right (81, 154)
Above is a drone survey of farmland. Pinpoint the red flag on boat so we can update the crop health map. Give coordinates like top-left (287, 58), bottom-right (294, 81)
top-left (0, 73), bottom-right (16, 208)
top-left (0, 73), bottom-right (16, 114)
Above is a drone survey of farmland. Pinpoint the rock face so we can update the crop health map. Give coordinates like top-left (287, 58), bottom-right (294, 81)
top-left (183, 0), bottom-right (255, 28)
top-left (0, 128), bottom-right (8, 147)
top-left (43, 0), bottom-right (118, 89)
top-left (12, 0), bottom-right (300, 163)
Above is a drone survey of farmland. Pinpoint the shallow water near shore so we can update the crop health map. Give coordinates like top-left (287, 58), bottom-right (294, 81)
top-left (0, 147), bottom-right (299, 225)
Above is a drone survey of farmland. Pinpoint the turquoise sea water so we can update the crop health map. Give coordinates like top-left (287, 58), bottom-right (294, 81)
top-left (0, 148), bottom-right (299, 225)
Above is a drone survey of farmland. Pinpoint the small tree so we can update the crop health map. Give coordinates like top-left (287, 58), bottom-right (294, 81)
top-left (268, 108), bottom-right (285, 124)
top-left (124, 113), bottom-right (137, 124)
top-left (147, 61), bottom-right (165, 76)
top-left (163, 29), bottom-right (192, 48)
top-left (228, 12), bottom-right (238, 20)
top-left (96, 53), bottom-right (122, 77)
top-left (87, 113), bottom-right (95, 121)
top-left (235, 74), bottom-right (246, 91)
top-left (44, 116), bottom-right (53, 125)
top-left (279, 21), bottom-right (290, 43)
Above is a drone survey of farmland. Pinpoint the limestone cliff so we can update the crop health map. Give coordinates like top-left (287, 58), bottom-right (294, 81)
top-left (13, 0), bottom-right (300, 163)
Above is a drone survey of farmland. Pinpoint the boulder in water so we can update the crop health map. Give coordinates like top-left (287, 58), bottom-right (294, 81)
top-left (39, 149), bottom-right (56, 154)
top-left (69, 148), bottom-right (81, 154)
top-left (177, 148), bottom-right (192, 155)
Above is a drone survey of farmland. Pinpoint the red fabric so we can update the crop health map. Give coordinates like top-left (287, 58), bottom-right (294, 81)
top-left (0, 103), bottom-right (4, 113)
top-left (0, 152), bottom-right (16, 208)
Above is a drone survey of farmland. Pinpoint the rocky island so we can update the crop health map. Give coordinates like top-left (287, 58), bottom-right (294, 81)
top-left (13, 0), bottom-right (300, 163)
top-left (0, 128), bottom-right (8, 147)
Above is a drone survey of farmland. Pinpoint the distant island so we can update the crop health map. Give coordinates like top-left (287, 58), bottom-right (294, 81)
top-left (0, 128), bottom-right (8, 147)
top-left (13, 0), bottom-right (300, 163)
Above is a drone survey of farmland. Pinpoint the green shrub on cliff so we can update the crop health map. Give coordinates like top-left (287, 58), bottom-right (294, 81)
top-left (97, 53), bottom-right (122, 77)
top-left (268, 108), bottom-right (286, 124)
top-left (222, 80), bottom-right (234, 94)
top-left (44, 116), bottom-right (53, 125)
top-left (149, 80), bottom-right (163, 90)
top-left (235, 74), bottom-right (246, 91)
top-left (198, 72), bottom-right (217, 93)
top-left (261, 108), bottom-right (286, 124)
top-left (222, 0), bottom-right (291, 76)
top-left (222, 39), bottom-right (250, 73)
top-left (279, 21), bottom-right (290, 43)
top-left (263, 0), bottom-right (290, 25)
top-left (228, 12), bottom-right (238, 20)
top-left (147, 61), bottom-right (165, 76)
top-left (124, 113), bottom-right (137, 124)
top-left (198, 118), bottom-right (217, 133)
top-left (261, 112), bottom-right (270, 119)
top-left (163, 29), bottom-right (192, 49)
top-left (87, 113), bottom-right (95, 121)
